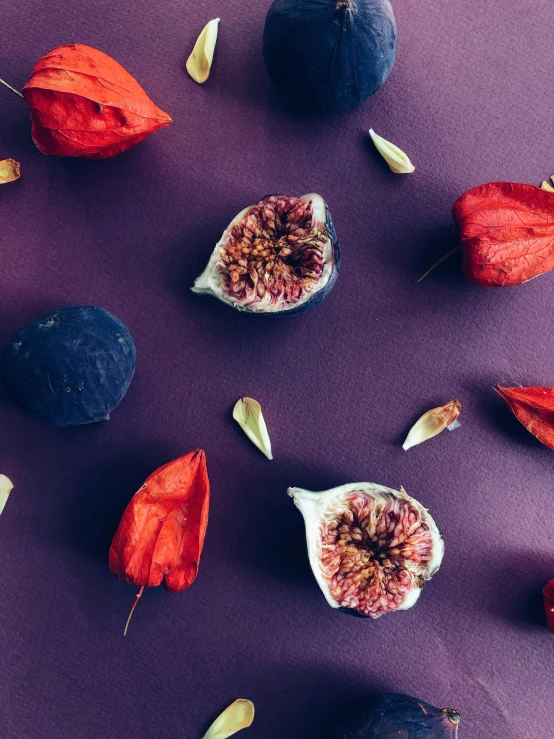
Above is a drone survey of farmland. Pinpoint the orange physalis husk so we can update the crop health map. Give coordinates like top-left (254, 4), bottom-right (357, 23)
top-left (453, 182), bottom-right (554, 287)
top-left (402, 400), bottom-right (461, 451)
top-left (543, 580), bottom-right (554, 633)
top-left (495, 385), bottom-right (554, 450)
top-left (109, 449), bottom-right (209, 635)
top-left (22, 44), bottom-right (172, 159)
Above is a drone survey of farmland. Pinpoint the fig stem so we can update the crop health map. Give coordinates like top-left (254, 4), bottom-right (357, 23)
top-left (0, 78), bottom-right (24, 99)
top-left (418, 247), bottom-right (461, 283)
top-left (123, 585), bottom-right (145, 637)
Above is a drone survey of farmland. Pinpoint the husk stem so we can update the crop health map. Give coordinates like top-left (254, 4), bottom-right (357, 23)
top-left (0, 78), bottom-right (24, 99)
top-left (418, 247), bottom-right (461, 282)
top-left (123, 585), bottom-right (145, 636)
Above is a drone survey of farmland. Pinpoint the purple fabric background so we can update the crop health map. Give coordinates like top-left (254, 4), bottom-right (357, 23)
top-left (1, 1), bottom-right (553, 737)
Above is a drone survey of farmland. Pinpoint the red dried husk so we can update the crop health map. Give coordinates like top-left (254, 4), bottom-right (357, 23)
top-left (495, 385), bottom-right (554, 449)
top-left (109, 449), bottom-right (209, 632)
top-left (22, 44), bottom-right (172, 159)
top-left (543, 580), bottom-right (554, 633)
top-left (453, 182), bottom-right (554, 286)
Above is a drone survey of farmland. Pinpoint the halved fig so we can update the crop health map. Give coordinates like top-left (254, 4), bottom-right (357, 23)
top-left (289, 483), bottom-right (444, 617)
top-left (192, 193), bottom-right (339, 314)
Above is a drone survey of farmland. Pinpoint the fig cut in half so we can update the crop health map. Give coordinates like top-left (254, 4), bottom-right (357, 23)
top-left (289, 483), bottom-right (444, 618)
top-left (192, 193), bottom-right (339, 315)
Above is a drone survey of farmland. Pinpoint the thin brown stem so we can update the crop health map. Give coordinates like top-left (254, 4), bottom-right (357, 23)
top-left (418, 247), bottom-right (461, 283)
top-left (0, 78), bottom-right (24, 99)
top-left (123, 585), bottom-right (145, 636)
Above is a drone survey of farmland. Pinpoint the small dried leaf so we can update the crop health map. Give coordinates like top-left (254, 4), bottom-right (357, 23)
top-left (540, 180), bottom-right (554, 192)
top-left (233, 397), bottom-right (273, 459)
top-left (369, 129), bottom-right (415, 174)
top-left (202, 699), bottom-right (255, 739)
top-left (0, 475), bottom-right (14, 516)
top-left (0, 158), bottom-right (20, 184)
top-left (403, 400), bottom-right (461, 451)
top-left (186, 18), bottom-right (220, 84)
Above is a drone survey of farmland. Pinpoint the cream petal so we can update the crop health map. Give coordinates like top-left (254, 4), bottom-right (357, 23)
top-left (186, 18), bottom-right (220, 84)
top-left (403, 400), bottom-right (461, 450)
top-left (0, 475), bottom-right (14, 516)
top-left (233, 398), bottom-right (273, 459)
top-left (202, 699), bottom-right (255, 739)
top-left (369, 129), bottom-right (415, 174)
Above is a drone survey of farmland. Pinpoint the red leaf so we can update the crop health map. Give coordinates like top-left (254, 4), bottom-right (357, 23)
top-left (495, 385), bottom-right (554, 450)
top-left (453, 182), bottom-right (554, 286)
top-left (22, 44), bottom-right (172, 159)
top-left (109, 449), bottom-right (210, 592)
top-left (543, 580), bottom-right (554, 633)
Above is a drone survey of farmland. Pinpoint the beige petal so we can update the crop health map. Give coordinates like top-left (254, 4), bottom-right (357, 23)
top-left (202, 699), bottom-right (255, 739)
top-left (541, 177), bottom-right (554, 192)
top-left (233, 397), bottom-right (273, 460)
top-left (0, 475), bottom-right (14, 516)
top-left (403, 400), bottom-right (461, 451)
top-left (0, 158), bottom-right (20, 184)
top-left (369, 129), bottom-right (415, 174)
top-left (186, 18), bottom-right (220, 84)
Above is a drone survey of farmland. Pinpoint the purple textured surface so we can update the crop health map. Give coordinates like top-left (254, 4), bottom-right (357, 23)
top-left (1, 1), bottom-right (553, 737)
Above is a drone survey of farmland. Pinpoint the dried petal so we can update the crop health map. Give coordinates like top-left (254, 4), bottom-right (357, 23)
top-left (0, 159), bottom-right (20, 184)
top-left (495, 385), bottom-right (554, 450)
top-left (540, 178), bottom-right (554, 192)
top-left (202, 699), bottom-right (255, 739)
top-left (453, 182), bottom-right (554, 286)
top-left (233, 397), bottom-right (273, 459)
top-left (186, 19), bottom-right (220, 84)
top-left (543, 580), bottom-right (554, 633)
top-left (403, 400), bottom-right (461, 451)
top-left (369, 129), bottom-right (415, 174)
top-left (0, 475), bottom-right (14, 516)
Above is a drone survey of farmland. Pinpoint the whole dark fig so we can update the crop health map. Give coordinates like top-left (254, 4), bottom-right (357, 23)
top-left (1, 306), bottom-right (136, 426)
top-left (192, 193), bottom-right (340, 315)
top-left (263, 0), bottom-right (397, 113)
top-left (334, 693), bottom-right (460, 738)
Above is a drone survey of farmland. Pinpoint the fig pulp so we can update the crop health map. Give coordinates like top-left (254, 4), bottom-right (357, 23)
top-left (289, 483), bottom-right (444, 617)
top-left (334, 693), bottom-right (460, 738)
top-left (263, 0), bottom-right (397, 113)
top-left (192, 193), bottom-right (340, 314)
top-left (1, 306), bottom-right (136, 426)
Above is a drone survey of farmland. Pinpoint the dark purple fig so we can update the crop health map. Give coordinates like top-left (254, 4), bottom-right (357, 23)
top-left (1, 306), bottom-right (136, 426)
top-left (334, 693), bottom-right (460, 738)
top-left (263, 0), bottom-right (397, 114)
top-left (192, 193), bottom-right (340, 315)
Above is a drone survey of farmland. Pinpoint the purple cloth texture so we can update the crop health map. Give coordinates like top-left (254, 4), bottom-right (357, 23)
top-left (1, 1), bottom-right (553, 737)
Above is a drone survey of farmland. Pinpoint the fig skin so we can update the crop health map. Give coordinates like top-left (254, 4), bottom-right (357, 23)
top-left (1, 306), bottom-right (136, 426)
top-left (263, 0), bottom-right (397, 114)
top-left (333, 693), bottom-right (460, 738)
top-left (192, 193), bottom-right (340, 316)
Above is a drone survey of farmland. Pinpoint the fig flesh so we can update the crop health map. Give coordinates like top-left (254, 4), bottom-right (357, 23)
top-left (334, 693), bottom-right (460, 738)
top-left (263, 0), bottom-right (397, 113)
top-left (289, 483), bottom-right (444, 617)
top-left (192, 193), bottom-right (339, 315)
top-left (1, 306), bottom-right (136, 426)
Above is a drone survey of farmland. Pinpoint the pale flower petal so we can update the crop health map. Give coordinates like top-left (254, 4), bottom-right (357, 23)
top-left (0, 475), bottom-right (14, 516)
top-left (233, 398), bottom-right (273, 459)
top-left (369, 129), bottom-right (415, 174)
top-left (0, 158), bottom-right (20, 184)
top-left (403, 400), bottom-right (461, 451)
top-left (202, 699), bottom-right (255, 739)
top-left (186, 18), bottom-right (220, 84)
top-left (541, 177), bottom-right (554, 192)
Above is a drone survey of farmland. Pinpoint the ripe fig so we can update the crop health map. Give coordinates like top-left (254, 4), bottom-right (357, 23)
top-left (1, 306), bottom-right (136, 426)
top-left (263, 0), bottom-right (397, 113)
top-left (334, 693), bottom-right (460, 738)
top-left (192, 193), bottom-right (339, 315)
top-left (289, 483), bottom-right (444, 617)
